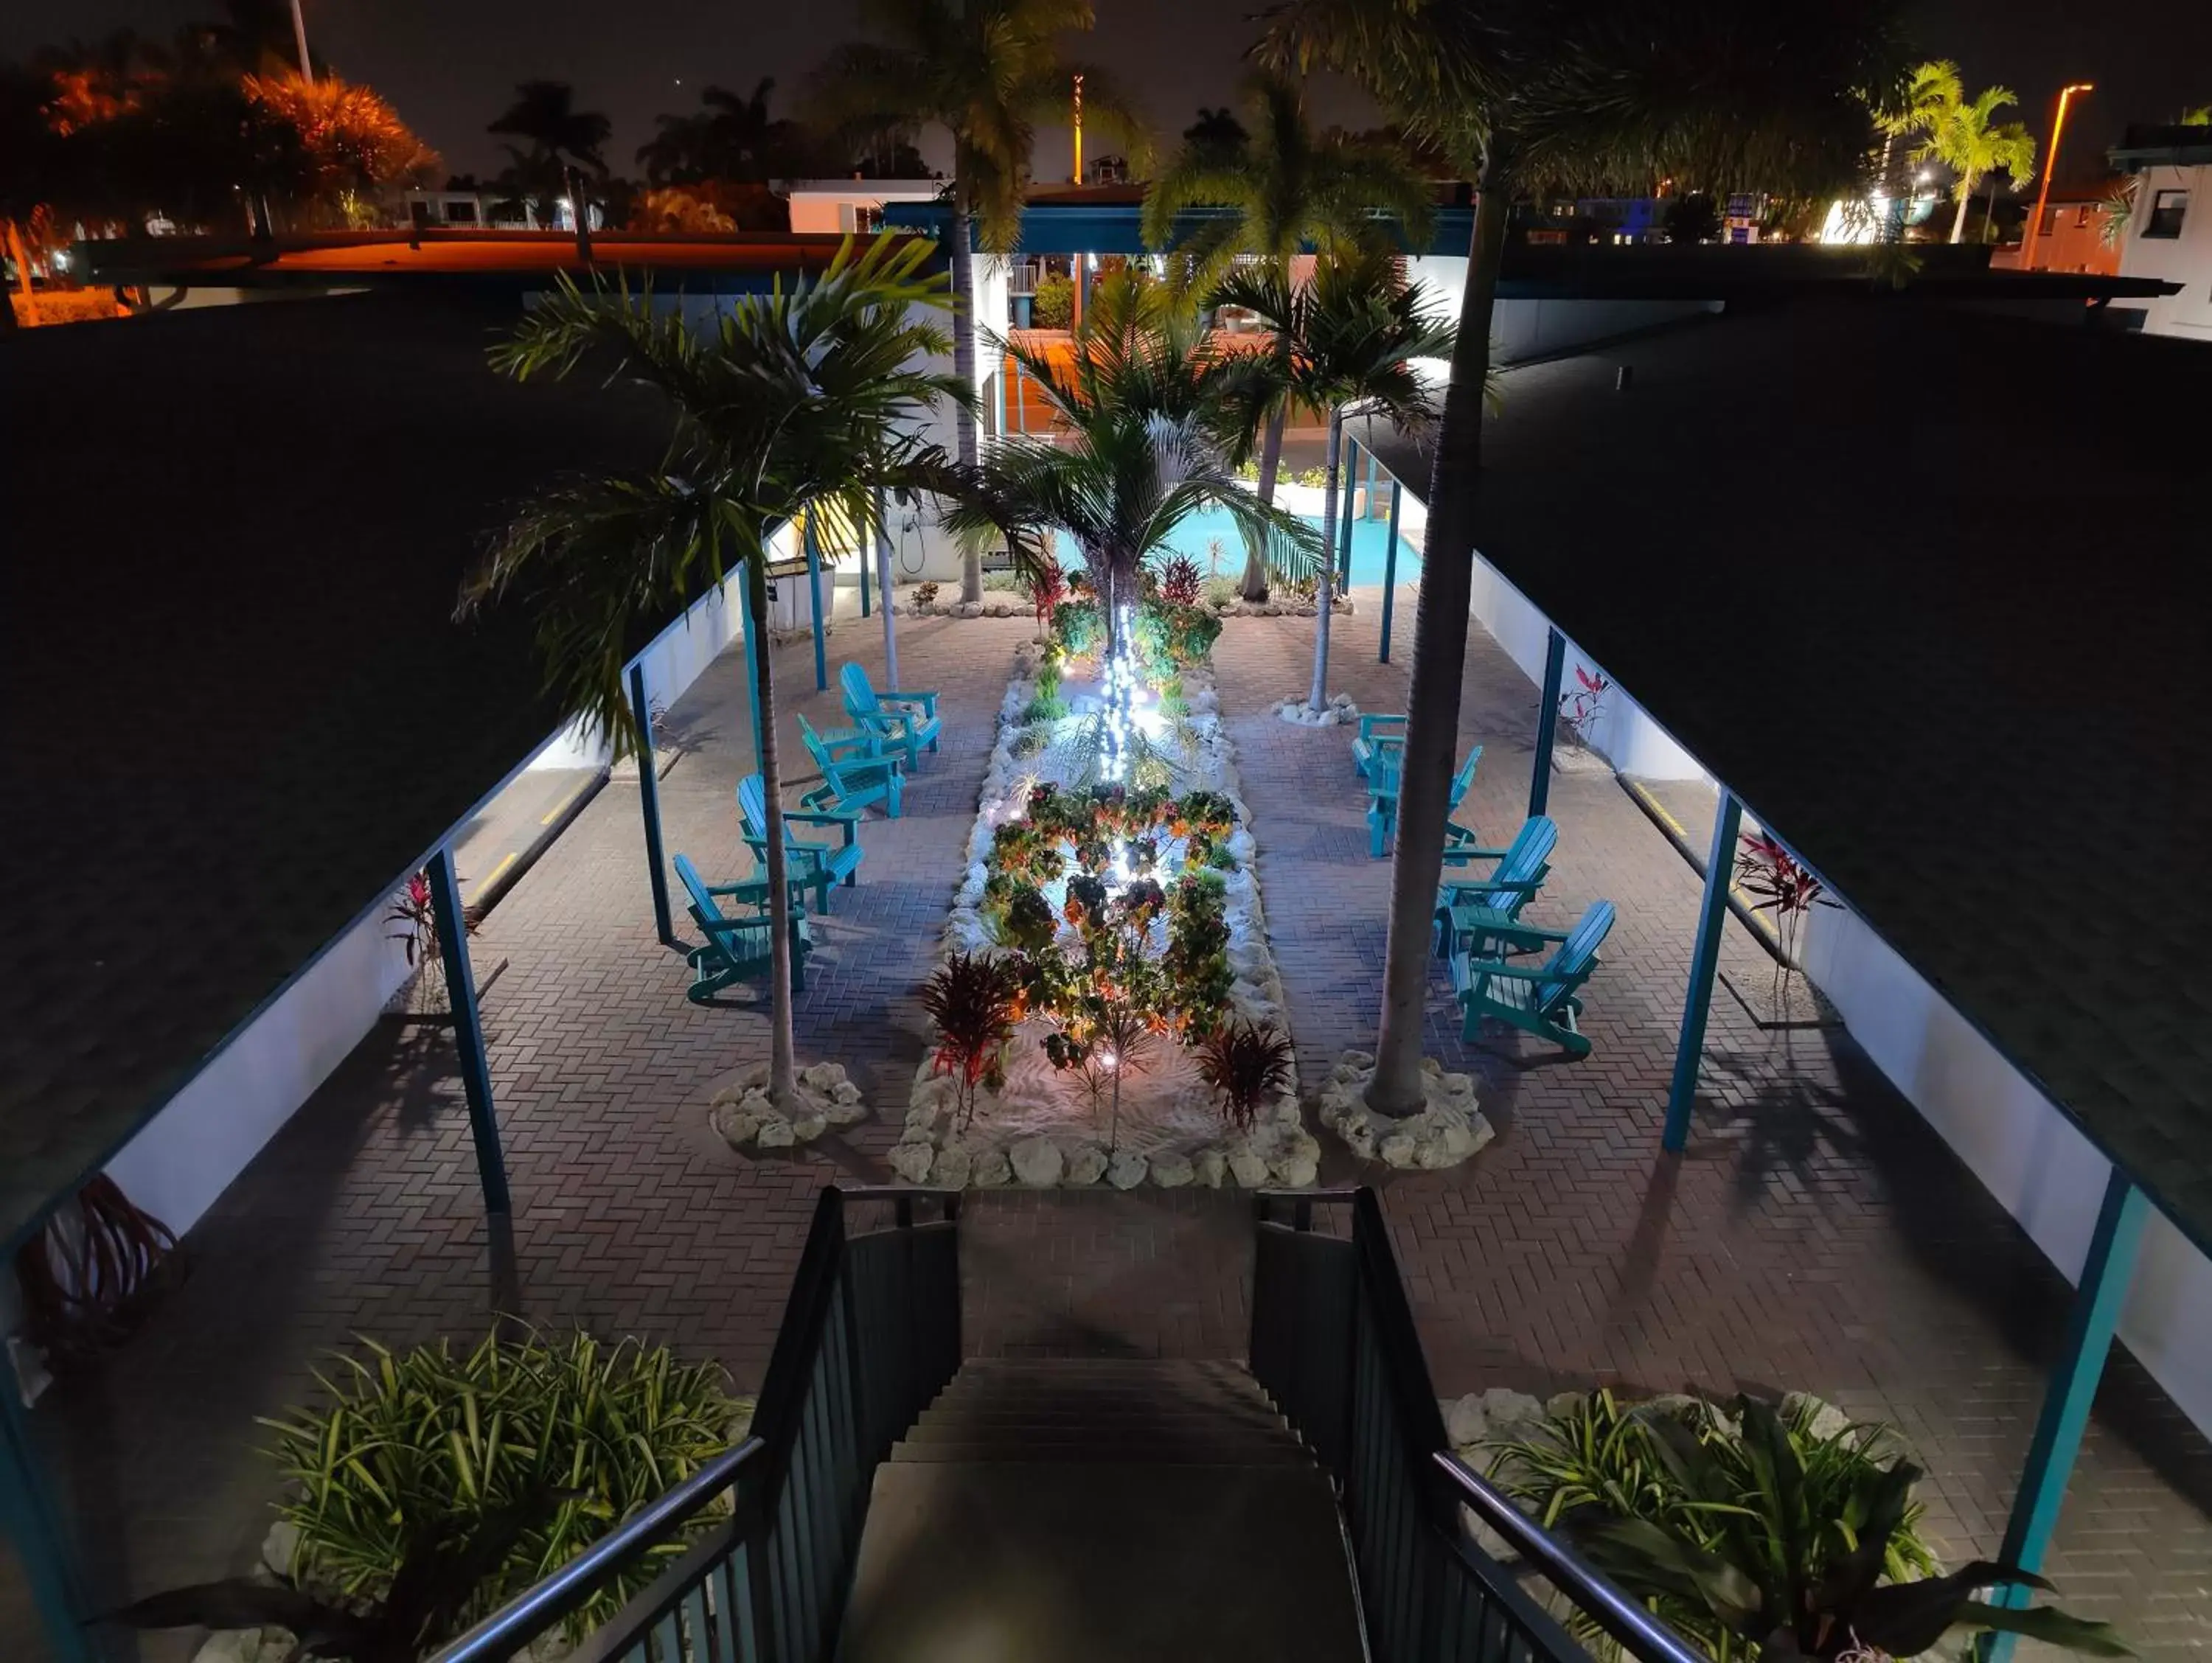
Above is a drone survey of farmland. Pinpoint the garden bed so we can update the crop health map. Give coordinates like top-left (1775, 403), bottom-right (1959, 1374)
top-left (889, 637), bottom-right (1320, 1190)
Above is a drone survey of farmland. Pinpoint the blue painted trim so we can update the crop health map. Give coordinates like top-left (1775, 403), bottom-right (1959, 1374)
top-left (0, 1384), bottom-right (93, 1663)
top-left (804, 523), bottom-right (828, 693)
top-left (430, 846), bottom-right (510, 1216)
top-left (1982, 1169), bottom-right (2149, 1661)
top-left (878, 199), bottom-right (1478, 259)
top-left (629, 664), bottom-right (675, 949)
top-left (1529, 628), bottom-right (1565, 817)
top-left (1380, 481), bottom-right (1403, 663)
top-left (1663, 789), bottom-right (1742, 1151)
top-left (1337, 436), bottom-right (1358, 586)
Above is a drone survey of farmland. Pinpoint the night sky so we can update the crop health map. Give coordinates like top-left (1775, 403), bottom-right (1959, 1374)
top-left (5, 0), bottom-right (2205, 186)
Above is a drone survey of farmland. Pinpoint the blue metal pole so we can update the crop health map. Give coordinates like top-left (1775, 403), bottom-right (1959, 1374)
top-left (1337, 437), bottom-right (1358, 586)
top-left (1663, 789), bottom-right (1742, 1151)
top-left (628, 663), bottom-right (674, 949)
top-left (804, 520), bottom-right (827, 693)
top-left (1528, 627), bottom-right (1566, 817)
top-left (1981, 1168), bottom-right (2150, 1663)
top-left (740, 587), bottom-right (765, 770)
top-left (858, 515), bottom-right (871, 618)
top-left (1364, 444), bottom-right (1380, 520)
top-left (428, 846), bottom-right (510, 1216)
top-left (1378, 481), bottom-right (1403, 663)
top-left (0, 1384), bottom-right (94, 1663)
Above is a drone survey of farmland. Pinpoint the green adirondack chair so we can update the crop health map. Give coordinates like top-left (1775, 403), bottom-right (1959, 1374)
top-left (796, 711), bottom-right (902, 819)
top-left (737, 773), bottom-right (863, 914)
top-left (1450, 901), bottom-right (1615, 1059)
top-left (840, 660), bottom-right (941, 767)
top-left (1350, 713), bottom-right (1405, 780)
top-left (672, 854), bottom-right (808, 1003)
top-left (1433, 816), bottom-right (1558, 960)
top-left (1367, 745), bottom-right (1482, 859)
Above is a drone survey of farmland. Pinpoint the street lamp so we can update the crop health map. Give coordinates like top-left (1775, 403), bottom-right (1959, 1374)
top-left (2020, 83), bottom-right (2093, 271)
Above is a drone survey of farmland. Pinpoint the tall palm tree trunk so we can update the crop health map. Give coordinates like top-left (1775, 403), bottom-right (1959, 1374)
top-left (745, 559), bottom-right (801, 1105)
top-left (950, 198), bottom-right (985, 604)
top-left (1305, 405), bottom-right (1344, 711)
top-left (1364, 164), bottom-right (1512, 1116)
top-left (1950, 176), bottom-right (1972, 243)
top-left (1241, 402), bottom-right (1289, 600)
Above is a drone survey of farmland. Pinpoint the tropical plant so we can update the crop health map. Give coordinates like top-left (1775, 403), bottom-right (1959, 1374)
top-left (241, 70), bottom-right (439, 217)
top-left (922, 951), bottom-right (1025, 1128)
top-left (1196, 1019), bottom-right (1296, 1130)
top-left (911, 579), bottom-right (941, 609)
top-left (943, 271), bottom-right (1324, 663)
top-left (1025, 552), bottom-right (1069, 630)
top-left (636, 77), bottom-right (812, 186)
top-left (1494, 1392), bottom-right (2126, 1662)
top-left (1158, 554), bottom-right (1204, 605)
top-left (1182, 104), bottom-right (1248, 160)
top-left (1888, 60), bottom-right (2037, 244)
top-left (112, 1330), bottom-right (744, 1656)
top-left (487, 79), bottom-right (610, 231)
top-left (1144, 70), bottom-right (1434, 599)
top-left (1209, 247), bottom-right (1454, 712)
top-left (1262, 0), bottom-right (1907, 1120)
top-left (2098, 178), bottom-right (2138, 248)
top-left (811, 0), bottom-right (1147, 602)
top-left (1557, 664), bottom-right (1609, 743)
top-left (462, 236), bottom-right (962, 1109)
top-left (1031, 271), bottom-right (1076, 330)
top-left (1734, 830), bottom-right (1835, 976)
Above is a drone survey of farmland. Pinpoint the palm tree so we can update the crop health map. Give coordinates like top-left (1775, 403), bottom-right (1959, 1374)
top-left (942, 271), bottom-right (1322, 658)
top-left (1211, 249), bottom-right (1454, 711)
top-left (1143, 72), bottom-right (1434, 600)
top-left (639, 78), bottom-right (810, 185)
top-left (1183, 105), bottom-right (1247, 159)
top-left (1889, 60), bottom-right (2036, 243)
top-left (462, 237), bottom-right (965, 1107)
top-left (488, 80), bottom-right (610, 232)
top-left (1262, 0), bottom-right (1906, 1117)
top-left (810, 0), bottom-right (1146, 604)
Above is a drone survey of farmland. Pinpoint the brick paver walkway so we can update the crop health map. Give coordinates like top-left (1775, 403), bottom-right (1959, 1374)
top-left (10, 593), bottom-right (2209, 1661)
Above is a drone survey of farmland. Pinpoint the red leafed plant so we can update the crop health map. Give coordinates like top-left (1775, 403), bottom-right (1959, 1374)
top-left (922, 952), bottom-right (1025, 1129)
top-left (1158, 554), bottom-right (1204, 607)
top-left (386, 871), bottom-right (440, 968)
top-left (1196, 1019), bottom-right (1296, 1132)
top-left (1558, 665), bottom-right (1610, 742)
top-left (1025, 555), bottom-right (1069, 630)
top-left (1734, 830), bottom-right (1835, 976)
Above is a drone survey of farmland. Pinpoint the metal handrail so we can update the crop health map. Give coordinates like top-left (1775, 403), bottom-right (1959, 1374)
top-left (430, 1437), bottom-right (765, 1662)
top-left (1434, 1452), bottom-right (1711, 1663)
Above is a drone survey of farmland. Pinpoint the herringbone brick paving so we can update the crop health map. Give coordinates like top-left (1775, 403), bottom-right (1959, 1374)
top-left (8, 597), bottom-right (2208, 1660)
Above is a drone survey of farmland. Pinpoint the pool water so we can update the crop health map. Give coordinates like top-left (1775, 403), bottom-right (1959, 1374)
top-left (1065, 508), bottom-right (1422, 590)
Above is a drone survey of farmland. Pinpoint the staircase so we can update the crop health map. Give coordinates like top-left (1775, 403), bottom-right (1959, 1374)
top-left (840, 1359), bottom-right (1366, 1663)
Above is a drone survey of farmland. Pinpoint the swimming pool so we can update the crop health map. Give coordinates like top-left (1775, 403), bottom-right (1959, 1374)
top-left (1062, 508), bottom-right (1421, 589)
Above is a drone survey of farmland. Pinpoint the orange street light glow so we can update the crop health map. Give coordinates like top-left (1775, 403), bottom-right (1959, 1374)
top-left (2022, 83), bottom-right (2093, 271)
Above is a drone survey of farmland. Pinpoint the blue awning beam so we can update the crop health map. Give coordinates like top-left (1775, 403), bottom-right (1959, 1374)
top-left (428, 846), bottom-right (511, 1217)
top-left (804, 521), bottom-right (828, 693)
top-left (1663, 787), bottom-right (1742, 1152)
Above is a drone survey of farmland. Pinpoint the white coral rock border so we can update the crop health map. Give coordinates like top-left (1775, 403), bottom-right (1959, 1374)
top-left (1317, 1051), bottom-right (1493, 1170)
top-left (710, 1060), bottom-right (869, 1151)
top-left (1271, 692), bottom-right (1360, 726)
top-left (892, 646), bottom-right (1318, 1191)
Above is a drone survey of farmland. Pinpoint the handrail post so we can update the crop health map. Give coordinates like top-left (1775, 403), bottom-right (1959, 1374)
top-left (429, 846), bottom-right (509, 1217)
top-left (1378, 479), bottom-right (1403, 663)
top-left (1529, 627), bottom-right (1565, 817)
top-left (1663, 788), bottom-right (1742, 1151)
top-left (628, 663), bottom-right (675, 948)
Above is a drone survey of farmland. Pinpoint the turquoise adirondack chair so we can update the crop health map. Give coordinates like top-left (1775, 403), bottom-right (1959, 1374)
top-left (1451, 900), bottom-right (1616, 1059)
top-left (1367, 745), bottom-right (1482, 859)
top-left (1350, 713), bottom-right (1405, 780)
top-left (737, 774), bottom-right (863, 914)
top-left (840, 661), bottom-right (941, 768)
top-left (1433, 816), bottom-right (1558, 959)
top-left (672, 854), bottom-right (808, 1003)
top-left (796, 711), bottom-right (902, 819)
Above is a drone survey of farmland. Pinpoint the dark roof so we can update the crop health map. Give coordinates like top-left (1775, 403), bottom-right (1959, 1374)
top-left (2111, 125), bottom-right (2212, 168)
top-left (0, 292), bottom-right (669, 1249)
top-left (1375, 297), bottom-right (2212, 1251)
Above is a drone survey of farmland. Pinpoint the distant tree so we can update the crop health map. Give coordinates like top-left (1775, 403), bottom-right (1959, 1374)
top-left (851, 136), bottom-right (933, 176)
top-left (1888, 61), bottom-right (2036, 244)
top-left (638, 77), bottom-right (812, 185)
top-left (1182, 105), bottom-right (1247, 159)
top-left (243, 72), bottom-right (439, 223)
top-left (811, 0), bottom-right (1147, 604)
top-left (629, 184), bottom-right (736, 232)
top-left (2180, 105), bottom-right (2210, 126)
top-left (1662, 192), bottom-right (1722, 243)
top-left (488, 80), bottom-right (611, 227)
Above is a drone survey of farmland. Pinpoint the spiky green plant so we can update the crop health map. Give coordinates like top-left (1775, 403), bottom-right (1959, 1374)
top-left (1195, 1018), bottom-right (1296, 1130)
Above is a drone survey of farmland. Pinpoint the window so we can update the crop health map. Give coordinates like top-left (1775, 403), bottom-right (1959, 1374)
top-left (2144, 189), bottom-right (2188, 239)
top-left (2040, 207), bottom-right (2059, 235)
top-left (2075, 206), bottom-right (2093, 229)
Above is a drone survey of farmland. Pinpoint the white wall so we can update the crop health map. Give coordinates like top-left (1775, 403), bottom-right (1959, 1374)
top-left (2116, 163), bottom-right (2212, 341)
top-left (1460, 549), bottom-right (2212, 1441)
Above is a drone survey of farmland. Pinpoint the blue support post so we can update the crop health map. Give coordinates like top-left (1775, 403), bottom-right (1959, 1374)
top-left (804, 521), bottom-right (827, 693)
top-left (1379, 480), bottom-right (1403, 663)
top-left (1662, 789), bottom-right (1742, 1152)
top-left (1364, 444), bottom-right (1380, 519)
top-left (628, 663), bottom-right (674, 949)
top-left (428, 846), bottom-right (511, 1216)
top-left (858, 520), bottom-right (871, 618)
top-left (1337, 438), bottom-right (1358, 586)
top-left (1528, 627), bottom-right (1566, 817)
top-left (740, 592), bottom-right (765, 768)
top-left (1, 1384), bottom-right (94, 1663)
top-left (1981, 1168), bottom-right (2150, 1663)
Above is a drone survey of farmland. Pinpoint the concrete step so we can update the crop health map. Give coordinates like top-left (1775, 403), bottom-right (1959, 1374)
top-left (841, 1460), bottom-right (1367, 1663)
top-left (888, 1440), bottom-right (1315, 1464)
top-left (900, 1359), bottom-right (1303, 1466)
